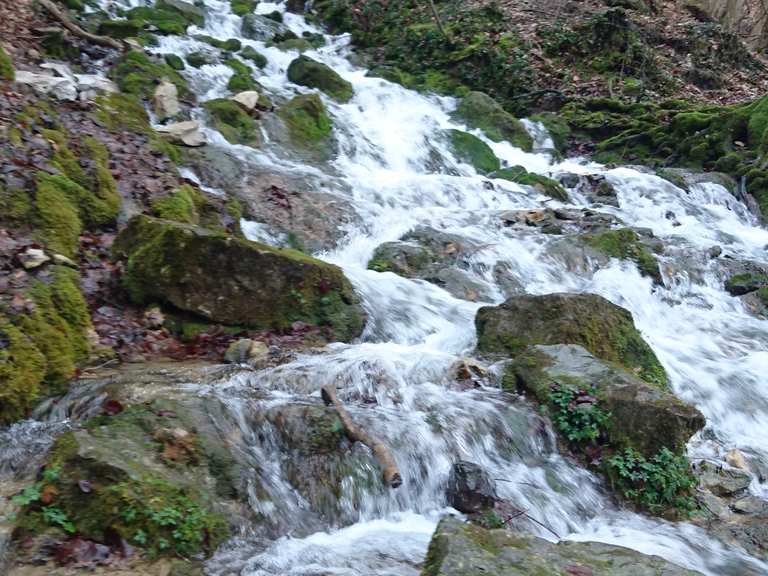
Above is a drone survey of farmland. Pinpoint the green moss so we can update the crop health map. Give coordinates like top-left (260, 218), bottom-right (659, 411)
top-left (94, 92), bottom-right (151, 133)
top-left (41, 128), bottom-right (89, 189)
top-left (49, 266), bottom-right (92, 362)
top-left (203, 98), bottom-right (260, 146)
top-left (164, 53), bottom-right (186, 70)
top-left (286, 55), bottom-right (354, 102)
top-left (583, 228), bottom-right (662, 283)
top-left (453, 91), bottom-right (533, 151)
top-left (230, 0), bottom-right (257, 16)
top-left (126, 2), bottom-right (204, 35)
top-left (98, 19), bottom-right (142, 38)
top-left (186, 51), bottom-right (215, 68)
top-left (112, 50), bottom-right (190, 100)
top-left (493, 165), bottom-right (568, 201)
top-left (239, 46), bottom-right (267, 68)
top-left (18, 285), bottom-right (77, 392)
top-left (279, 93), bottom-right (332, 144)
top-left (225, 58), bottom-right (258, 92)
top-left (34, 173), bottom-right (82, 258)
top-left (447, 129), bottom-right (500, 174)
top-left (0, 44), bottom-right (15, 81)
top-left (0, 186), bottom-right (33, 227)
top-left (18, 431), bottom-right (228, 558)
top-left (151, 185), bottom-right (206, 224)
top-left (0, 316), bottom-right (46, 425)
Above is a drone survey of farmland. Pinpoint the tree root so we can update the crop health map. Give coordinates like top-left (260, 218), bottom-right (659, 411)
top-left (38, 0), bottom-right (124, 51)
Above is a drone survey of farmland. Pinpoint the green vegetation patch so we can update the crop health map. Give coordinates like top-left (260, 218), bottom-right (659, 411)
top-left (279, 93), bottom-right (333, 144)
top-left (203, 98), bottom-right (260, 146)
top-left (0, 44), bottom-right (15, 81)
top-left (493, 165), bottom-right (568, 201)
top-left (583, 228), bottom-right (662, 283)
top-left (447, 129), bottom-right (500, 174)
top-left (286, 55), bottom-right (354, 102)
top-left (111, 50), bottom-right (190, 100)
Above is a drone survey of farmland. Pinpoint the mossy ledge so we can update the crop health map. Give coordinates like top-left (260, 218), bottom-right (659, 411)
top-left (112, 216), bottom-right (365, 342)
top-left (0, 266), bottom-right (93, 425)
top-left (476, 292), bottom-right (667, 387)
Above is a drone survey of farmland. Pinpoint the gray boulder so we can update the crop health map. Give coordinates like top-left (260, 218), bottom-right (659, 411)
top-left (446, 461), bottom-right (497, 513)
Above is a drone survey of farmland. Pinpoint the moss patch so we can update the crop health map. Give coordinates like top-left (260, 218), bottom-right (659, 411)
top-left (203, 98), bottom-right (260, 146)
top-left (34, 173), bottom-right (83, 258)
top-left (278, 93), bottom-right (333, 144)
top-left (447, 129), bottom-right (500, 174)
top-left (112, 50), bottom-right (190, 100)
top-left (0, 44), bottom-right (15, 81)
top-left (0, 316), bottom-right (46, 425)
top-left (493, 165), bottom-right (568, 201)
top-left (286, 55), bottom-right (354, 102)
top-left (225, 58), bottom-right (257, 92)
top-left (453, 91), bottom-right (533, 151)
top-left (583, 228), bottom-right (662, 283)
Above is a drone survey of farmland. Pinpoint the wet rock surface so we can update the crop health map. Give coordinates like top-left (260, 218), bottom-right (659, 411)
top-left (446, 461), bottom-right (497, 513)
top-left (423, 516), bottom-right (700, 576)
top-left (509, 344), bottom-right (705, 457)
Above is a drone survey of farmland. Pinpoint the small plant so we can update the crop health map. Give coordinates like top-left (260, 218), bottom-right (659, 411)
top-left (548, 381), bottom-right (610, 444)
top-left (607, 447), bottom-right (699, 514)
top-left (42, 506), bottom-right (76, 534)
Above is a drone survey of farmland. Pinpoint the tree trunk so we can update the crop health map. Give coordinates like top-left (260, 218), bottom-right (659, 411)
top-left (38, 0), bottom-right (124, 51)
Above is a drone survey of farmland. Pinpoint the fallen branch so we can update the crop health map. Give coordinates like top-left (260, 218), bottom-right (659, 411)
top-left (321, 385), bottom-right (402, 488)
top-left (38, 0), bottom-right (124, 51)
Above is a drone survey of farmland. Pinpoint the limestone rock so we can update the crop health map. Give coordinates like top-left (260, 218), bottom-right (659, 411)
top-left (156, 120), bottom-right (207, 146)
top-left (509, 344), bottom-right (705, 457)
top-left (423, 516), bottom-right (699, 576)
top-left (18, 248), bottom-right (50, 270)
top-left (153, 79), bottom-right (180, 121)
top-left (476, 292), bottom-right (668, 387)
top-left (113, 216), bottom-right (365, 342)
top-left (224, 338), bottom-right (269, 365)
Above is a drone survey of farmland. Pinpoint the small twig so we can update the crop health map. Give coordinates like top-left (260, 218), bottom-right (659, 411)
top-left (427, 0), bottom-right (452, 42)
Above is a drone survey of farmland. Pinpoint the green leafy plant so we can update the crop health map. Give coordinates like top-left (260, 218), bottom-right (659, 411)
top-left (607, 447), bottom-right (699, 514)
top-left (548, 381), bottom-right (610, 443)
top-left (42, 506), bottom-right (76, 534)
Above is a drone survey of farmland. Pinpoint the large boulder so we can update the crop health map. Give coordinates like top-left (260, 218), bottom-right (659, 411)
top-left (112, 216), bottom-right (365, 342)
top-left (286, 56), bottom-right (354, 102)
top-left (452, 91), bottom-right (533, 151)
top-left (424, 517), bottom-right (699, 576)
top-left (508, 344), bottom-right (705, 457)
top-left (476, 293), bottom-right (667, 387)
top-left (446, 462), bottom-right (497, 513)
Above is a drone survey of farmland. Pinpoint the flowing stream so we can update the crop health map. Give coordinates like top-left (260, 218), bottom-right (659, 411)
top-left (5, 1), bottom-right (768, 574)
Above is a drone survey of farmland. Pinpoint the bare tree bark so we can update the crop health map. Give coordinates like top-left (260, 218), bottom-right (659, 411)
top-left (38, 0), bottom-right (124, 51)
top-left (321, 385), bottom-right (402, 488)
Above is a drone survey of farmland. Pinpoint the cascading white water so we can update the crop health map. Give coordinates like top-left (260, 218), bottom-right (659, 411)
top-left (8, 0), bottom-right (768, 574)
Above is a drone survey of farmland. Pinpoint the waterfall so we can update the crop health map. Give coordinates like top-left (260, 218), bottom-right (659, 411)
top-left (4, 0), bottom-right (768, 574)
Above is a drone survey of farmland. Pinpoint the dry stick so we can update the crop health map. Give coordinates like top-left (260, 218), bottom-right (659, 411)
top-left (38, 0), bottom-right (124, 51)
top-left (321, 385), bottom-right (403, 488)
top-left (427, 0), bottom-right (452, 42)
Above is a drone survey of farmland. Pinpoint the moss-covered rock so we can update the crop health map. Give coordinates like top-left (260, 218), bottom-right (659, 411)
top-left (186, 50), bottom-right (215, 68)
top-left (424, 516), bottom-right (698, 576)
top-left (203, 98), bottom-right (260, 146)
top-left (453, 91), bottom-right (533, 151)
top-left (125, 0), bottom-right (204, 36)
top-left (508, 344), bottom-right (703, 457)
top-left (278, 93), bottom-right (333, 144)
top-left (493, 165), bottom-right (568, 201)
top-left (225, 58), bottom-right (258, 92)
top-left (447, 129), bottom-right (500, 174)
top-left (240, 45), bottom-right (268, 68)
top-left (230, 0), bottom-right (258, 16)
top-left (164, 53), bottom-right (186, 70)
top-left (286, 55), bottom-right (353, 102)
top-left (151, 184), bottom-right (205, 224)
top-left (476, 292), bottom-right (667, 387)
top-left (112, 216), bottom-right (365, 341)
top-left (582, 228), bottom-right (662, 283)
top-left (0, 44), bottom-right (15, 81)
top-left (12, 410), bottom-right (228, 558)
top-left (724, 272), bottom-right (768, 296)
top-left (111, 50), bottom-right (190, 100)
